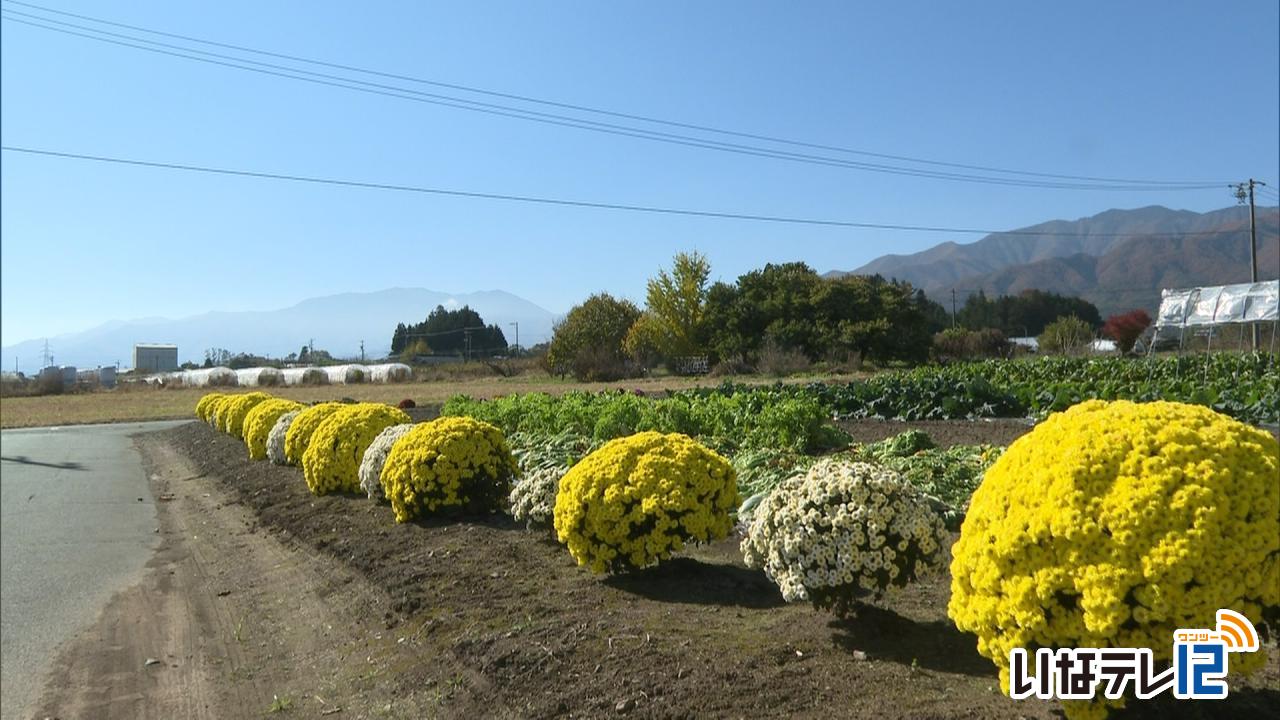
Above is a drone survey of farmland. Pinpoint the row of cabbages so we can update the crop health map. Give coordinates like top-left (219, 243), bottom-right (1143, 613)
top-left (195, 392), bottom-right (1279, 720)
top-left (153, 363), bottom-right (412, 387)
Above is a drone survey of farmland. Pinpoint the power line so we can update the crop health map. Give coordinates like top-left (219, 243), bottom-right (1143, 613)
top-left (0, 4), bottom-right (1230, 192)
top-left (2, 144), bottom-right (1264, 239)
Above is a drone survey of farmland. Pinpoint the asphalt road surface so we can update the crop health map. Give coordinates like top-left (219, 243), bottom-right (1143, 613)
top-left (0, 420), bottom-right (187, 720)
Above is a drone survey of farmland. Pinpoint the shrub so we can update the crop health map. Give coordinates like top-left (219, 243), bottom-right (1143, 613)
top-left (948, 400), bottom-right (1280, 719)
top-left (358, 423), bottom-right (415, 500)
top-left (742, 459), bottom-right (947, 615)
top-left (1101, 309), bottom-right (1152, 354)
top-left (932, 327), bottom-right (1010, 362)
top-left (379, 416), bottom-right (518, 522)
top-left (553, 431), bottom-right (739, 573)
top-left (220, 392), bottom-right (273, 437)
top-left (195, 392), bottom-right (225, 423)
top-left (1037, 315), bottom-right (1093, 355)
top-left (267, 409), bottom-right (301, 465)
top-left (757, 337), bottom-right (811, 376)
top-left (243, 398), bottom-right (305, 460)
top-left (283, 402), bottom-right (346, 465)
top-left (301, 404), bottom-right (412, 495)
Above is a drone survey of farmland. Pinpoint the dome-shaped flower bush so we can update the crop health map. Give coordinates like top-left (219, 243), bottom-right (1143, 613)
top-left (301, 404), bottom-right (411, 495)
top-left (358, 423), bottom-right (415, 500)
top-left (243, 398), bottom-right (305, 460)
top-left (379, 416), bottom-right (518, 522)
top-left (207, 394), bottom-right (235, 429)
top-left (554, 431), bottom-right (739, 573)
top-left (267, 409), bottom-right (300, 465)
top-left (741, 459), bottom-right (947, 615)
top-left (220, 392), bottom-right (273, 437)
top-left (511, 465), bottom-right (566, 529)
top-left (508, 431), bottom-right (596, 529)
top-left (948, 400), bottom-right (1280, 719)
top-left (195, 392), bottom-right (225, 423)
top-left (283, 402), bottom-right (346, 465)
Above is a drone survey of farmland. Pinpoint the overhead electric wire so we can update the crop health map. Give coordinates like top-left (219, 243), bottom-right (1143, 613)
top-left (1, 145), bottom-right (1259, 239)
top-left (0, 2), bottom-right (1230, 191)
top-left (3, 11), bottom-right (1208, 191)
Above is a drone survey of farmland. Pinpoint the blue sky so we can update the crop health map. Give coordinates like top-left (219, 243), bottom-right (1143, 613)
top-left (3, 0), bottom-right (1278, 346)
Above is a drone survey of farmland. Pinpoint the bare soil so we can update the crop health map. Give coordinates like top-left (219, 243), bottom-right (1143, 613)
top-left (33, 420), bottom-right (1280, 719)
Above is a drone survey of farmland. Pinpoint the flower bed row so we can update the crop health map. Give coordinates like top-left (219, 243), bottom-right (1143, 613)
top-left (196, 390), bottom-right (1279, 719)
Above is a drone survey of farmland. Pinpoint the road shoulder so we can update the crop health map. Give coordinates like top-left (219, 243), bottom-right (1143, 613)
top-left (29, 433), bottom-right (425, 719)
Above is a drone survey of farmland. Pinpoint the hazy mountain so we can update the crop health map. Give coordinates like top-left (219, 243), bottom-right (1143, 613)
top-left (828, 205), bottom-right (1280, 318)
top-left (830, 205), bottom-right (1274, 292)
top-left (2, 288), bottom-right (557, 374)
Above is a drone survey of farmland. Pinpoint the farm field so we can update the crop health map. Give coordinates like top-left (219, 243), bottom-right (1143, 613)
top-left (0, 371), bottom-right (866, 429)
top-left (156, 419), bottom-right (1279, 718)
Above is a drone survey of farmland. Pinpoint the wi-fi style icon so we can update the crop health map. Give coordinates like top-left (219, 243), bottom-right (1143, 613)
top-left (1216, 609), bottom-right (1260, 652)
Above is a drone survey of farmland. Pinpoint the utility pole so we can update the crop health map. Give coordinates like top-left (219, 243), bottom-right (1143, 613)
top-left (463, 328), bottom-right (472, 362)
top-left (360, 340), bottom-right (365, 363)
top-left (509, 322), bottom-right (519, 355)
top-left (950, 289), bottom-right (957, 329)
top-left (1233, 179), bottom-right (1266, 351)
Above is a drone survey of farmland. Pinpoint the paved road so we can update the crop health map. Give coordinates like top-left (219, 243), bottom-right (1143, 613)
top-left (0, 420), bottom-right (187, 720)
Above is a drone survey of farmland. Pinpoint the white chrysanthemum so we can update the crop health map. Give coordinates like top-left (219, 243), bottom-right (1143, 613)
top-left (509, 464), bottom-right (565, 528)
top-left (741, 459), bottom-right (947, 614)
top-left (358, 423), bottom-right (415, 500)
top-left (266, 410), bottom-right (301, 466)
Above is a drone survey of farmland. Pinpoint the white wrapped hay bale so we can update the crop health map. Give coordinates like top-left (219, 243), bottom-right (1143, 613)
top-left (324, 364), bottom-right (369, 384)
top-left (267, 409), bottom-right (302, 465)
top-left (368, 363), bottom-right (412, 383)
top-left (358, 423), bottom-right (416, 500)
top-left (283, 367), bottom-right (329, 385)
top-left (204, 366), bottom-right (238, 387)
top-left (235, 366), bottom-right (285, 387)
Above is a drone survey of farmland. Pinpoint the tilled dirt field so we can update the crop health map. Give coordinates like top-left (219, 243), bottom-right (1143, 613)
top-left (149, 420), bottom-right (1278, 719)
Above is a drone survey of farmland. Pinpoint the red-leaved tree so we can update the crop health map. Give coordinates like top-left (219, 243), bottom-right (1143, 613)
top-left (1102, 309), bottom-right (1152, 354)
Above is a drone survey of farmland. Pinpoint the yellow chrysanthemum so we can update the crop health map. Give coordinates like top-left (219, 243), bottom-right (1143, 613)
top-left (195, 392), bottom-right (225, 423)
top-left (948, 400), bottom-right (1279, 719)
top-left (283, 402), bottom-right (346, 466)
top-left (300, 403), bottom-right (411, 495)
top-left (379, 416), bottom-right (517, 522)
top-left (553, 431), bottom-right (739, 573)
top-left (242, 398), bottom-right (305, 460)
top-left (219, 392), bottom-right (273, 437)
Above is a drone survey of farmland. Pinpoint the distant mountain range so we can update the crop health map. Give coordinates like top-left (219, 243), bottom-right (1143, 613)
top-left (828, 205), bottom-right (1280, 318)
top-left (1, 288), bottom-right (557, 374)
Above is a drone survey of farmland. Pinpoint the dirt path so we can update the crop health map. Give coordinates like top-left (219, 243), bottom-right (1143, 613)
top-left (30, 434), bottom-right (433, 719)
top-left (29, 424), bottom-right (1280, 719)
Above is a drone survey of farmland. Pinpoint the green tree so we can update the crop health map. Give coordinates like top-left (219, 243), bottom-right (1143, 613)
top-left (546, 293), bottom-right (642, 380)
top-left (392, 305), bottom-right (507, 358)
top-left (644, 251), bottom-right (712, 359)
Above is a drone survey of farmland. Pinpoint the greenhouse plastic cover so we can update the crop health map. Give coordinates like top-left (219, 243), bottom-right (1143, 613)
top-left (1155, 280), bottom-right (1279, 328)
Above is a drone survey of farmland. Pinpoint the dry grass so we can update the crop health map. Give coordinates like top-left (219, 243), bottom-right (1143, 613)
top-left (0, 370), bottom-right (868, 429)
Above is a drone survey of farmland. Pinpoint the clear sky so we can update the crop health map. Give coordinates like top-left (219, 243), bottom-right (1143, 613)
top-left (2, 0), bottom-right (1278, 346)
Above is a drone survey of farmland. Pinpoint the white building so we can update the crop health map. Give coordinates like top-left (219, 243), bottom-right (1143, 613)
top-left (133, 343), bottom-right (178, 373)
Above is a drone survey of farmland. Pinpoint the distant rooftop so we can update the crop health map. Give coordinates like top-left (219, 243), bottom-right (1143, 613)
top-left (134, 343), bottom-right (178, 348)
